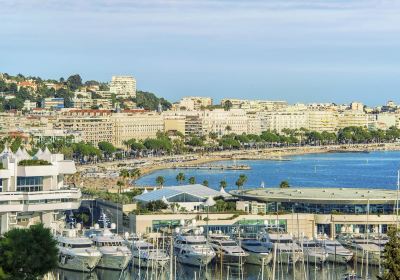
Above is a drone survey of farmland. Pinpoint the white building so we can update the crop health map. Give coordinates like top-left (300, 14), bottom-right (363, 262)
top-left (0, 147), bottom-right (81, 234)
top-left (109, 75), bottom-right (136, 98)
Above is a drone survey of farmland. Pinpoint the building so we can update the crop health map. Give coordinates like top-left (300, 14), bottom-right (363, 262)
top-left (23, 100), bottom-right (37, 111)
top-left (134, 184), bottom-right (228, 212)
top-left (220, 99), bottom-right (288, 111)
top-left (55, 110), bottom-right (114, 146)
top-left (236, 200), bottom-right (267, 214)
top-left (111, 112), bottom-right (164, 147)
top-left (264, 109), bottom-right (309, 133)
top-left (0, 147), bottom-right (81, 233)
top-left (71, 98), bottom-right (112, 109)
top-left (175, 97), bottom-right (213, 111)
top-left (338, 110), bottom-right (368, 128)
top-left (42, 98), bottom-right (65, 110)
top-left (109, 76), bottom-right (136, 98)
top-left (17, 80), bottom-right (38, 92)
top-left (201, 109), bottom-right (248, 137)
top-left (308, 110), bottom-right (338, 133)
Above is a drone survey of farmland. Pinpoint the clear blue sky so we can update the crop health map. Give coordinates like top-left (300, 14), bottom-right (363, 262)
top-left (1, 0), bottom-right (400, 105)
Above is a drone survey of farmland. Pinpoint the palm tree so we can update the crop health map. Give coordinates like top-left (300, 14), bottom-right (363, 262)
top-left (130, 168), bottom-right (141, 179)
top-left (176, 172), bottom-right (185, 185)
top-left (279, 180), bottom-right (290, 188)
top-left (202, 180), bottom-right (209, 187)
top-left (235, 174), bottom-right (248, 191)
top-left (156, 176), bottom-right (165, 187)
top-left (188, 176), bottom-right (196, 184)
top-left (219, 180), bottom-right (227, 189)
top-left (116, 180), bottom-right (124, 193)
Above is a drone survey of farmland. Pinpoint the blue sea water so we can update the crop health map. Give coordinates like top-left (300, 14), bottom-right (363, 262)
top-left (135, 151), bottom-right (400, 191)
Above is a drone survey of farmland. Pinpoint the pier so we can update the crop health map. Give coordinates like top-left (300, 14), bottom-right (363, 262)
top-left (171, 164), bottom-right (251, 170)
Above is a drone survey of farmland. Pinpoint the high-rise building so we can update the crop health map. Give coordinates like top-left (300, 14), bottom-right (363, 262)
top-left (109, 76), bottom-right (136, 98)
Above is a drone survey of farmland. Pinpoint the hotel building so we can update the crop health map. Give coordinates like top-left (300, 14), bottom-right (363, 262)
top-left (0, 147), bottom-right (81, 234)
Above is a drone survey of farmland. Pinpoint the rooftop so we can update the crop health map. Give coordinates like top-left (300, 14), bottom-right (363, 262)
top-left (134, 184), bottom-right (228, 203)
top-left (231, 187), bottom-right (398, 204)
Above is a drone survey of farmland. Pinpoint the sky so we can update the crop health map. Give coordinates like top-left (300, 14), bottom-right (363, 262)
top-left (1, 0), bottom-right (400, 105)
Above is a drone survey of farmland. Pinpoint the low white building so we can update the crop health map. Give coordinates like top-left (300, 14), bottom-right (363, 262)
top-left (0, 147), bottom-right (81, 234)
top-left (134, 184), bottom-right (229, 212)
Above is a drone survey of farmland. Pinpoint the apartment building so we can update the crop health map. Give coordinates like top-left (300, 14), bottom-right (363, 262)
top-left (111, 112), bottom-right (164, 147)
top-left (264, 109), bottom-right (309, 133)
top-left (308, 110), bottom-right (338, 133)
top-left (338, 110), bottom-right (368, 129)
top-left (0, 147), bottom-right (81, 234)
top-left (109, 75), bottom-right (136, 98)
top-left (55, 110), bottom-right (114, 146)
top-left (71, 98), bottom-right (112, 109)
top-left (201, 109), bottom-right (248, 137)
top-left (42, 98), bottom-right (65, 110)
top-left (175, 97), bottom-right (213, 111)
top-left (220, 99), bottom-right (287, 111)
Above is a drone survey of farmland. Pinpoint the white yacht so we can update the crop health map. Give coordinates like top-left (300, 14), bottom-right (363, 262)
top-left (316, 239), bottom-right (353, 263)
top-left (174, 227), bottom-right (216, 266)
top-left (131, 240), bottom-right (169, 268)
top-left (259, 232), bottom-right (303, 264)
top-left (86, 227), bottom-right (132, 270)
top-left (208, 232), bottom-right (248, 266)
top-left (346, 239), bottom-right (382, 266)
top-left (299, 239), bottom-right (329, 264)
top-left (56, 229), bottom-right (102, 272)
top-left (240, 238), bottom-right (273, 265)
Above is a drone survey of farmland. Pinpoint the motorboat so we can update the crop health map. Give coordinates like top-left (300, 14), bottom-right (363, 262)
top-left (316, 239), bottom-right (353, 263)
top-left (299, 239), bottom-right (328, 264)
top-left (131, 239), bottom-right (169, 268)
top-left (208, 232), bottom-right (248, 266)
top-left (240, 238), bottom-right (272, 265)
top-left (173, 226), bottom-right (216, 266)
top-left (85, 227), bottom-right (132, 270)
top-left (259, 232), bottom-right (303, 264)
top-left (56, 228), bottom-right (102, 272)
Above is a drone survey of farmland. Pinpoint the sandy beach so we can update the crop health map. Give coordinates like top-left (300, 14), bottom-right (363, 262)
top-left (71, 143), bottom-right (400, 191)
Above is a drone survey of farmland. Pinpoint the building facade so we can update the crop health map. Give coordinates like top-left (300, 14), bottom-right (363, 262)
top-left (0, 147), bottom-right (81, 234)
top-left (109, 75), bottom-right (136, 98)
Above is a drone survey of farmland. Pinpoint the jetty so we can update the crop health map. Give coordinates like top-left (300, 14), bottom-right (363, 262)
top-left (171, 164), bottom-right (251, 170)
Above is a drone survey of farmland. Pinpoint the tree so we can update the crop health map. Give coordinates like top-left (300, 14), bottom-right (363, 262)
top-left (235, 174), bottom-right (248, 191)
top-left (219, 180), bottom-right (227, 189)
top-left (98, 141), bottom-right (116, 156)
top-left (176, 172), bottom-right (185, 184)
top-left (0, 224), bottom-right (58, 280)
top-left (223, 100), bottom-right (233, 111)
top-left (379, 227), bottom-right (400, 280)
top-left (202, 180), bottom-right (209, 187)
top-left (188, 176), bottom-right (196, 184)
top-left (156, 176), bottom-right (165, 187)
top-left (279, 180), bottom-right (290, 188)
top-left (66, 74), bottom-right (82, 91)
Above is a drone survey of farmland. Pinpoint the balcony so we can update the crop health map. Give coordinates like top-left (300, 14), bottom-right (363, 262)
top-left (0, 188), bottom-right (81, 213)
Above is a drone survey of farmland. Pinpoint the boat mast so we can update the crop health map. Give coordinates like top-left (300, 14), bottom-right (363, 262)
top-left (396, 170), bottom-right (400, 229)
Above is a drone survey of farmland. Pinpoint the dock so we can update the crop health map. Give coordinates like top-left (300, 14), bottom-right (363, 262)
top-left (171, 164), bottom-right (251, 170)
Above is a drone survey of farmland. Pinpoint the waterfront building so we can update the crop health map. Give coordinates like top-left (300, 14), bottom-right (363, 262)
top-left (368, 113), bottom-right (397, 130)
top-left (0, 147), bottom-right (81, 234)
top-left (236, 200), bottom-right (267, 215)
top-left (308, 110), bottom-right (338, 133)
top-left (164, 115), bottom-right (186, 135)
top-left (111, 111), bottom-right (164, 147)
top-left (338, 110), bottom-right (368, 129)
top-left (220, 99), bottom-right (288, 111)
top-left (201, 109), bottom-right (248, 137)
top-left (264, 109), bottom-right (309, 133)
top-left (109, 75), bottom-right (136, 98)
top-left (134, 184), bottom-right (227, 212)
top-left (42, 98), bottom-right (65, 110)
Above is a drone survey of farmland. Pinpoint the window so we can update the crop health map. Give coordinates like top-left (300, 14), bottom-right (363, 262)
top-left (16, 177), bottom-right (43, 192)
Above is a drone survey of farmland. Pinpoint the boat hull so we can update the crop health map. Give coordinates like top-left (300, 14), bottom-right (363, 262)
top-left (58, 253), bottom-right (101, 272)
top-left (176, 252), bottom-right (215, 266)
top-left (132, 256), bottom-right (169, 269)
top-left (245, 251), bottom-right (273, 265)
top-left (326, 253), bottom-right (353, 264)
top-left (96, 254), bottom-right (131, 270)
top-left (274, 251), bottom-right (302, 264)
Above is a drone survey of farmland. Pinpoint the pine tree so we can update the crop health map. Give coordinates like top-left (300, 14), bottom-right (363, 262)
top-left (379, 227), bottom-right (400, 280)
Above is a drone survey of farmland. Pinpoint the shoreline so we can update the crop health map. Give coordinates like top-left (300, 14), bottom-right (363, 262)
top-left (75, 143), bottom-right (400, 190)
top-left (138, 143), bottom-right (400, 179)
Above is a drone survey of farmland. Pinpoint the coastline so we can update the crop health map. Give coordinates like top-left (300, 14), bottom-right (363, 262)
top-left (75, 143), bottom-right (400, 190)
top-left (138, 143), bottom-right (400, 178)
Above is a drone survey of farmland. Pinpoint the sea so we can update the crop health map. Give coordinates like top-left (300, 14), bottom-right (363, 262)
top-left (135, 151), bottom-right (400, 190)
